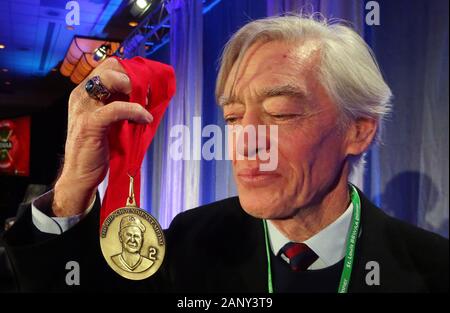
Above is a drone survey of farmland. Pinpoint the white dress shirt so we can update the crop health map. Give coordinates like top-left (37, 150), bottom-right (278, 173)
top-left (31, 190), bottom-right (96, 234)
top-left (266, 202), bottom-right (354, 270)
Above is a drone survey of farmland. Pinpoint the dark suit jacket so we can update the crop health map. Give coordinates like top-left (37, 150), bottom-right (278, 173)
top-left (2, 189), bottom-right (448, 292)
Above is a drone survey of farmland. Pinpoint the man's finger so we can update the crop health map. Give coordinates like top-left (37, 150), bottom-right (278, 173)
top-left (93, 101), bottom-right (153, 128)
top-left (92, 57), bottom-right (126, 75)
top-left (71, 58), bottom-right (129, 110)
top-left (76, 57), bottom-right (128, 98)
top-left (98, 69), bottom-right (132, 95)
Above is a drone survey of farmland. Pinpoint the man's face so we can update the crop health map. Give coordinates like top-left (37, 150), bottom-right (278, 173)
top-left (120, 226), bottom-right (143, 253)
top-left (223, 40), bottom-right (351, 219)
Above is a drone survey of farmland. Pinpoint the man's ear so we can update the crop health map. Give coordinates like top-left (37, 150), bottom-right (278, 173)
top-left (345, 117), bottom-right (378, 156)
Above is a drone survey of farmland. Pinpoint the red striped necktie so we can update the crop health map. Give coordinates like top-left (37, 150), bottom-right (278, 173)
top-left (279, 242), bottom-right (319, 272)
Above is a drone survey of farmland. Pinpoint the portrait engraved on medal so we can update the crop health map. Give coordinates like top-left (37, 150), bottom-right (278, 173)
top-left (111, 215), bottom-right (156, 273)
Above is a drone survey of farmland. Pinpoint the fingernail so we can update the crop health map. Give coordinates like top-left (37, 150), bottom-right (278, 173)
top-left (145, 115), bottom-right (153, 123)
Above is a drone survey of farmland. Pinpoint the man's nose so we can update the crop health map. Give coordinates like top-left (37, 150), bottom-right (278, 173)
top-left (236, 112), bottom-right (271, 158)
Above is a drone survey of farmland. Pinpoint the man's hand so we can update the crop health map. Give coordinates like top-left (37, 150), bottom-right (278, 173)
top-left (52, 58), bottom-right (153, 217)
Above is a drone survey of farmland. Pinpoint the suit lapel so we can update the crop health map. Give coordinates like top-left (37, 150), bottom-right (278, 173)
top-left (349, 189), bottom-right (426, 292)
top-left (228, 197), bottom-right (268, 292)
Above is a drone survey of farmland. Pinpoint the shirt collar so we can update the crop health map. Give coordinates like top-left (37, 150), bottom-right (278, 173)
top-left (267, 202), bottom-right (354, 267)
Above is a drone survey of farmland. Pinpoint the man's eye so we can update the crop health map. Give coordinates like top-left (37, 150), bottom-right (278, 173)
top-left (224, 116), bottom-right (241, 124)
top-left (270, 113), bottom-right (300, 120)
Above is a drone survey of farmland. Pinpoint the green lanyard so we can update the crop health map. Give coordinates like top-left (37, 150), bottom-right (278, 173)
top-left (262, 184), bottom-right (361, 293)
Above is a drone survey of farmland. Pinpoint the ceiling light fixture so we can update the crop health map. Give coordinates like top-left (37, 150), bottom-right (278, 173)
top-left (0, 44), bottom-right (5, 49)
top-left (136, 0), bottom-right (149, 9)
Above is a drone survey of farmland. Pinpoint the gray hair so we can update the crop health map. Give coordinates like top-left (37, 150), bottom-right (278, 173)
top-left (216, 14), bottom-right (393, 171)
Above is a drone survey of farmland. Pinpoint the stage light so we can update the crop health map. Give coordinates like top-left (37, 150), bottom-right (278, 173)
top-left (136, 0), bottom-right (148, 9)
top-left (1, 68), bottom-right (8, 72)
top-left (129, 21), bottom-right (138, 27)
top-left (130, 0), bottom-right (151, 16)
top-left (93, 44), bottom-right (111, 61)
top-left (0, 44), bottom-right (5, 49)
top-left (5, 81), bottom-right (11, 85)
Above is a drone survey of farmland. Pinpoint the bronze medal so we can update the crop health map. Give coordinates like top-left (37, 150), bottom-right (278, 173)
top-left (100, 176), bottom-right (166, 280)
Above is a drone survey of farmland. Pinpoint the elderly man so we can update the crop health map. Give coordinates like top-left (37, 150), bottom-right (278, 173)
top-left (3, 15), bottom-right (448, 292)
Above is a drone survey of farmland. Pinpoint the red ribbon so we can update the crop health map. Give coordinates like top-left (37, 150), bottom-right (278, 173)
top-left (100, 56), bottom-right (176, 227)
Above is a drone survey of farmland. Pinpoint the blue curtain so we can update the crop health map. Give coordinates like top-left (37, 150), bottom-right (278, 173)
top-left (144, 0), bottom-right (267, 226)
top-left (201, 0), bottom-right (267, 205)
top-left (141, 0), bottom-right (204, 228)
top-left (364, 0), bottom-right (449, 237)
top-left (143, 43), bottom-right (170, 222)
